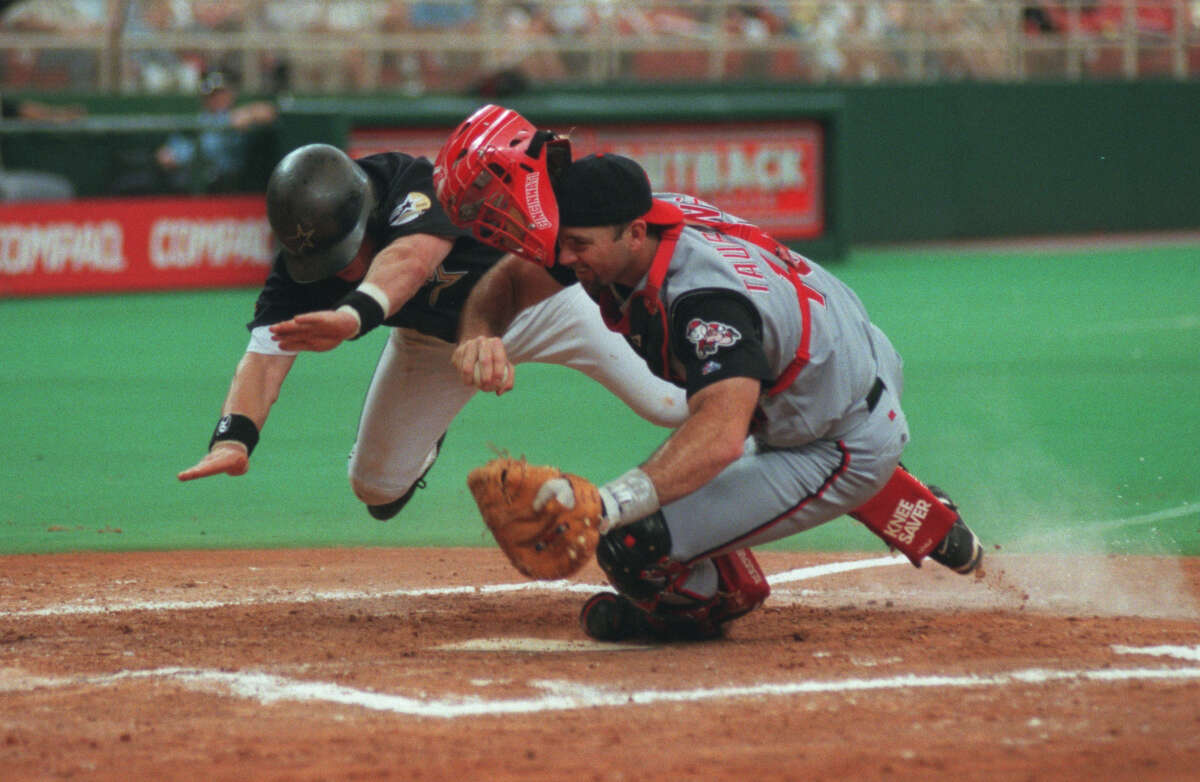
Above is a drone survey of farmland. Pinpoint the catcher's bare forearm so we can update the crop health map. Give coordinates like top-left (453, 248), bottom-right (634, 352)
top-left (637, 376), bottom-right (760, 506)
top-left (593, 377), bottom-right (759, 527)
top-left (457, 254), bottom-right (564, 341)
top-left (457, 255), bottom-right (525, 341)
top-left (454, 256), bottom-right (563, 393)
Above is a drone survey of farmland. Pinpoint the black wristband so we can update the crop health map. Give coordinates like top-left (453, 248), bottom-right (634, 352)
top-left (209, 413), bottom-right (259, 456)
top-left (335, 290), bottom-right (386, 339)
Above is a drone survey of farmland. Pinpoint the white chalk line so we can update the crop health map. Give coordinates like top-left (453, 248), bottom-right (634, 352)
top-left (1114, 644), bottom-right (1200, 662)
top-left (0, 556), bottom-right (902, 619)
top-left (437, 638), bottom-right (652, 652)
top-left (4, 502), bottom-right (1193, 619)
top-left (0, 581), bottom-right (595, 619)
top-left (1013, 501), bottom-right (1198, 547)
top-left (4, 653), bottom-right (1200, 720)
top-left (767, 555), bottom-right (903, 585)
top-left (4, 552), bottom-right (1198, 720)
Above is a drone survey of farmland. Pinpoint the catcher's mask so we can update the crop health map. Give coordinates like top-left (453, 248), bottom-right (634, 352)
top-left (433, 104), bottom-right (571, 266)
top-left (267, 143), bottom-right (376, 283)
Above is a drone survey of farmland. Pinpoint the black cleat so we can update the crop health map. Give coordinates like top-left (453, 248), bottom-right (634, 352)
top-left (926, 486), bottom-right (983, 574)
top-left (580, 592), bottom-right (644, 641)
top-left (367, 478), bottom-right (424, 521)
top-left (579, 591), bottom-right (727, 642)
top-left (366, 434), bottom-right (445, 521)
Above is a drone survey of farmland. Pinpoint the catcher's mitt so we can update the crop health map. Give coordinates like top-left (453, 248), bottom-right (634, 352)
top-left (466, 457), bottom-right (603, 580)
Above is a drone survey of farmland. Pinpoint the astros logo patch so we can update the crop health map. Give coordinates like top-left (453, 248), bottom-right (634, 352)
top-left (390, 192), bottom-right (432, 226)
top-left (685, 318), bottom-right (741, 359)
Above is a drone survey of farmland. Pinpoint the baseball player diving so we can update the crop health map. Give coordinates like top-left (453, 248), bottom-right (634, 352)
top-left (433, 105), bottom-right (984, 641)
top-left (177, 142), bottom-right (686, 520)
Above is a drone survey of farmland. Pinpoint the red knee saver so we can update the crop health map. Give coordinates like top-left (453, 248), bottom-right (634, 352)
top-left (849, 466), bottom-right (959, 566)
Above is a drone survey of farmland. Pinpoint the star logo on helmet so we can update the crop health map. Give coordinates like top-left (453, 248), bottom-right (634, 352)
top-left (290, 223), bottom-right (315, 251)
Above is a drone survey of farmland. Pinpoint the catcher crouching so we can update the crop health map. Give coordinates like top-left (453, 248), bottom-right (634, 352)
top-left (442, 107), bottom-right (984, 644)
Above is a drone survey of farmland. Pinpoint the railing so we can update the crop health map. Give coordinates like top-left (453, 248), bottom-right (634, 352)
top-left (2, 0), bottom-right (1198, 95)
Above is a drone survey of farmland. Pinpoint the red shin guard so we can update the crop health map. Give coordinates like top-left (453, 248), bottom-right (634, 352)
top-left (850, 466), bottom-right (959, 566)
top-left (709, 549), bottom-right (771, 620)
top-left (634, 549), bottom-right (771, 637)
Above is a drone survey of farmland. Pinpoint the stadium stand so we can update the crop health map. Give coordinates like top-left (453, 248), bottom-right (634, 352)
top-left (1, 0), bottom-right (1197, 93)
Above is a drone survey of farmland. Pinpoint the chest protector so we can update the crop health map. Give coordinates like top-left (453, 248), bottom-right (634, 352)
top-left (594, 194), bottom-right (823, 396)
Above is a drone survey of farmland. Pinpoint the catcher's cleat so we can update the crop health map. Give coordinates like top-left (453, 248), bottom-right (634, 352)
top-left (580, 592), bottom-right (644, 642)
top-left (366, 434), bottom-right (445, 521)
top-left (579, 591), bottom-right (729, 643)
top-left (926, 486), bottom-right (983, 574)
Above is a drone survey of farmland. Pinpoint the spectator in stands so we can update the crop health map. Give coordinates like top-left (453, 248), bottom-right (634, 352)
top-left (310, 1), bottom-right (390, 90)
top-left (113, 70), bottom-right (276, 195)
top-left (188, 0), bottom-right (252, 81)
top-left (252, 0), bottom-right (389, 91)
top-left (253, 0), bottom-right (324, 92)
top-left (0, 94), bottom-right (85, 122)
top-left (622, 2), bottom-right (710, 81)
top-left (387, 0), bottom-right (481, 93)
top-left (156, 70), bottom-right (276, 192)
top-left (722, 3), bottom-right (790, 80)
top-left (192, 0), bottom-right (249, 32)
top-left (121, 0), bottom-right (203, 92)
top-left (1023, 3), bottom-right (1063, 35)
top-left (1, 0), bottom-right (106, 89)
top-left (544, 1), bottom-right (606, 75)
top-left (803, 1), bottom-right (855, 80)
top-left (406, 0), bottom-right (478, 28)
top-left (0, 94), bottom-right (84, 201)
top-left (471, 2), bottom-right (566, 95)
top-left (930, 1), bottom-right (1009, 79)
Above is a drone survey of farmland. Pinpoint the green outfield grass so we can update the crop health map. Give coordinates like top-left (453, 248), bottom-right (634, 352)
top-left (2, 240), bottom-right (1197, 557)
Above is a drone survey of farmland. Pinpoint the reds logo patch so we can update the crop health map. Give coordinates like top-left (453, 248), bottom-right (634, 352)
top-left (685, 318), bottom-right (742, 359)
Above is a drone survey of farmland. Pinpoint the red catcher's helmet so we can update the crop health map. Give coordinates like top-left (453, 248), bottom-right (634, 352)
top-left (433, 104), bottom-right (570, 267)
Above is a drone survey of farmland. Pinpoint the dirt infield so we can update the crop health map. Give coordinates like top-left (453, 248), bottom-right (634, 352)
top-left (2, 547), bottom-right (1198, 781)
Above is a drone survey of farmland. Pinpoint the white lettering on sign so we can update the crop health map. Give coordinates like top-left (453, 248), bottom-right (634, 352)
top-left (621, 146), bottom-right (805, 193)
top-left (0, 222), bottom-right (126, 275)
top-left (148, 218), bottom-right (273, 269)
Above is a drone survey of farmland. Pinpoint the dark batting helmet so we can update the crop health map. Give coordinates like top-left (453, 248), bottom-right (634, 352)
top-left (266, 143), bottom-right (376, 283)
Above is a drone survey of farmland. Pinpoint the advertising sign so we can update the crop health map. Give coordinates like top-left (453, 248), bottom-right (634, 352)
top-left (349, 119), bottom-right (825, 239)
top-left (0, 196), bottom-right (273, 297)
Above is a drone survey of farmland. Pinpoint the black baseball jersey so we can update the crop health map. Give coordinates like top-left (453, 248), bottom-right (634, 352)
top-left (249, 152), bottom-right (502, 343)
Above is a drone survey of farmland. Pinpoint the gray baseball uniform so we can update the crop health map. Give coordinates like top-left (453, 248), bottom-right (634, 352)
top-left (589, 193), bottom-right (910, 597)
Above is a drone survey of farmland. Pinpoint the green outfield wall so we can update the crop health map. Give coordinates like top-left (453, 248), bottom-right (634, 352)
top-left (4, 81), bottom-right (1198, 246)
